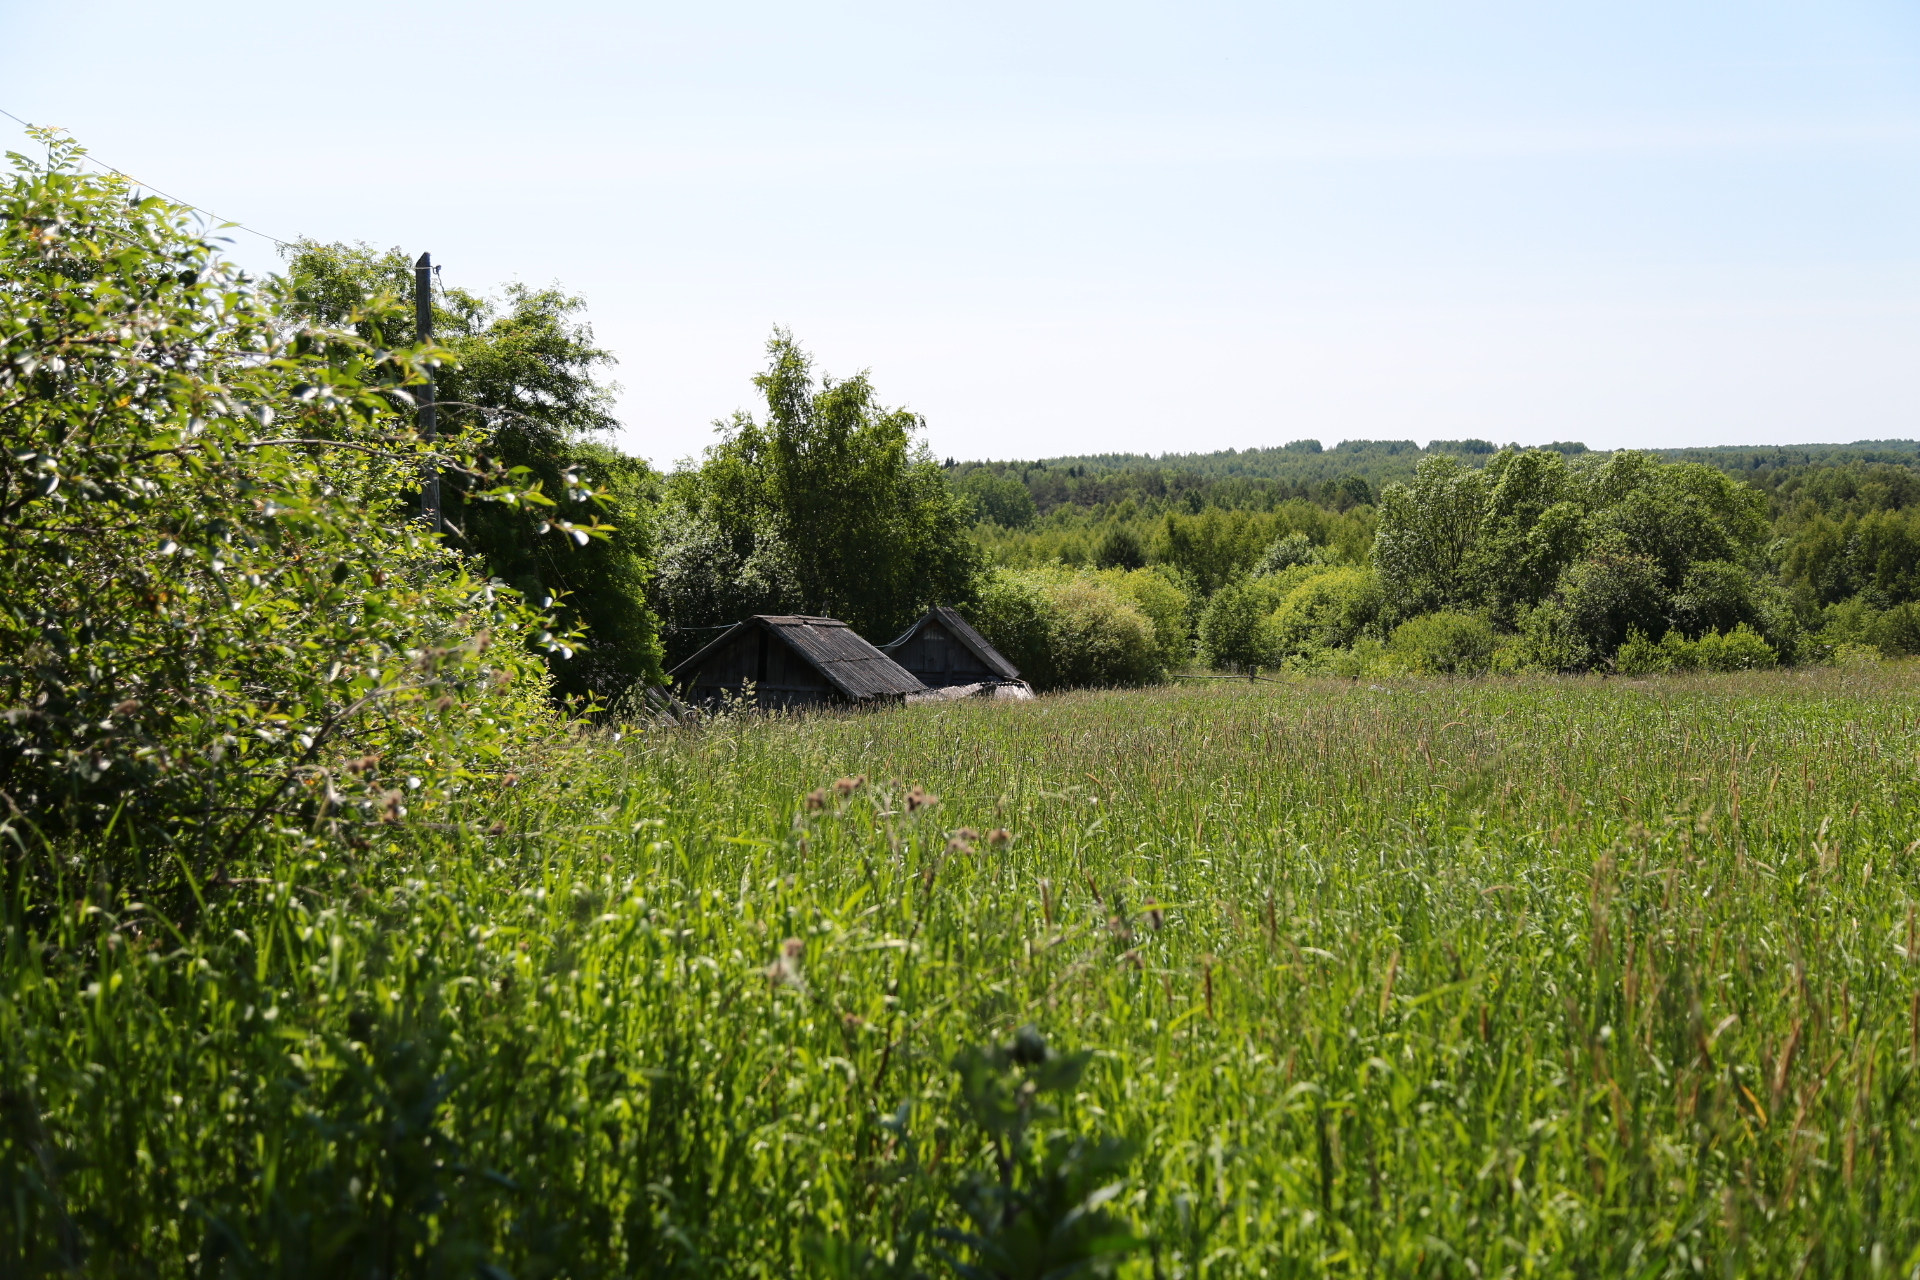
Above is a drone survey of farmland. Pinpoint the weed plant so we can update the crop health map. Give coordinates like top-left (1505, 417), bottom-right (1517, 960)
top-left (6, 665), bottom-right (1920, 1276)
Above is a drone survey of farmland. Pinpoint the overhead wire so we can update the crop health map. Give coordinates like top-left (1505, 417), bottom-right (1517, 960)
top-left (0, 105), bottom-right (295, 249)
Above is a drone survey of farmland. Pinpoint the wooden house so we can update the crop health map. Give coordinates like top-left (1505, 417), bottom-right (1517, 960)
top-left (668, 615), bottom-right (927, 709)
top-left (883, 606), bottom-right (1028, 694)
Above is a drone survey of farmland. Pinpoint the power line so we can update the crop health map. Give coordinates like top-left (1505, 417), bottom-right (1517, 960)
top-left (1, 105), bottom-right (293, 248)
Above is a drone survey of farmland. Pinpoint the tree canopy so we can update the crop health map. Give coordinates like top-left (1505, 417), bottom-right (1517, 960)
top-left (282, 241), bottom-right (662, 704)
top-left (654, 332), bottom-right (980, 662)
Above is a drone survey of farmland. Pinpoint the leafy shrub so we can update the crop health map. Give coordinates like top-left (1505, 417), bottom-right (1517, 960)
top-left (1387, 612), bottom-right (1497, 675)
top-left (1870, 602), bottom-right (1920, 657)
top-left (1097, 567), bottom-right (1191, 669)
top-left (1615, 625), bottom-right (1777, 674)
top-left (1042, 577), bottom-right (1162, 688)
top-left (971, 570), bottom-right (1056, 682)
top-left (1693, 624), bottom-right (1778, 671)
top-left (1252, 531), bottom-right (1322, 576)
top-left (1091, 526), bottom-right (1147, 571)
top-left (973, 570), bottom-right (1162, 689)
top-left (1198, 578), bottom-right (1274, 673)
top-left (1555, 542), bottom-right (1667, 658)
top-left (1267, 567), bottom-right (1385, 658)
top-left (0, 136), bottom-right (568, 862)
top-left (1511, 600), bottom-right (1591, 672)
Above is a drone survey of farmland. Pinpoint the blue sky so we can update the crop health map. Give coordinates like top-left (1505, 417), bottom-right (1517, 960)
top-left (4, 1), bottom-right (1917, 463)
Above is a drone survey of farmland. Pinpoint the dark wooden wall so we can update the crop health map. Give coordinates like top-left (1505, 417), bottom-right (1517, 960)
top-left (890, 619), bottom-right (996, 688)
top-left (684, 627), bottom-right (839, 707)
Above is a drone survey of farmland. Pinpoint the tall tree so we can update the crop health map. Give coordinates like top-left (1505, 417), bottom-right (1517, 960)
top-left (656, 332), bottom-right (980, 656)
top-left (282, 242), bottom-right (663, 704)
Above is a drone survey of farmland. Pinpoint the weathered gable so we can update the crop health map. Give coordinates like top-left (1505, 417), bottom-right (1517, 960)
top-left (884, 607), bottom-right (1021, 687)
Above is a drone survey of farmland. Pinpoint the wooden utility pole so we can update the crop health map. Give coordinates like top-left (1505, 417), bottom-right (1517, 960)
top-left (414, 251), bottom-right (440, 531)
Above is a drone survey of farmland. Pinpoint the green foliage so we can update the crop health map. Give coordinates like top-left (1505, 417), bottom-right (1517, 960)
top-left (955, 467), bottom-right (1037, 529)
top-left (1090, 525), bottom-right (1145, 571)
top-left (937, 1028), bottom-right (1140, 1280)
top-left (1371, 455), bottom-right (1489, 614)
top-left (1616, 624), bottom-right (1778, 674)
top-left (1096, 567), bottom-right (1191, 671)
top-left (0, 136), bottom-right (561, 858)
top-left (1555, 540), bottom-right (1669, 658)
top-left (1034, 577), bottom-right (1162, 689)
top-left (1266, 567), bottom-right (1386, 660)
top-left (282, 241), bottom-right (663, 705)
top-left (1385, 611), bottom-right (1497, 675)
top-left (1156, 508), bottom-right (1275, 596)
top-left (1372, 449), bottom-right (1774, 667)
top-left (1197, 579), bottom-right (1272, 673)
top-left (972, 570), bottom-right (1163, 690)
top-left (1251, 530), bottom-right (1323, 576)
top-left (1782, 506), bottom-right (1920, 608)
top-left (655, 333), bottom-right (980, 662)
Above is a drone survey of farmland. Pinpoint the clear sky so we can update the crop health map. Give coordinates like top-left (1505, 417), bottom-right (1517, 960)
top-left (5, 1), bottom-right (1917, 464)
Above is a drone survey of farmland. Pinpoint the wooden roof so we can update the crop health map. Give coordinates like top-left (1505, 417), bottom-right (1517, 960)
top-left (669, 615), bottom-right (928, 701)
top-left (885, 606), bottom-right (1021, 682)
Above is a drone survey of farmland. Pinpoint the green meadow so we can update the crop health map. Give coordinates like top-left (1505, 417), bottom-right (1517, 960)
top-left (8, 664), bottom-right (1920, 1276)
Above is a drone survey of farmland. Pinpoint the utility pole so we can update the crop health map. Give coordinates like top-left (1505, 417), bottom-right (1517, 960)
top-left (415, 251), bottom-right (440, 531)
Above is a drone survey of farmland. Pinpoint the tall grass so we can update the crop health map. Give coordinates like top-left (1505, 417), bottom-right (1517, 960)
top-left (6, 665), bottom-right (1920, 1276)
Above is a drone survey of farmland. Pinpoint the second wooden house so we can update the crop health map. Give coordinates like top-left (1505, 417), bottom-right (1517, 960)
top-left (883, 606), bottom-right (1031, 698)
top-left (668, 615), bottom-right (928, 709)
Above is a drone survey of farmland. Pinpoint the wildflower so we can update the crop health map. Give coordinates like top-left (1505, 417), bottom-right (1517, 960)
top-left (804, 788), bottom-right (828, 811)
top-left (345, 753), bottom-right (382, 775)
top-left (1144, 899), bottom-right (1165, 930)
top-left (833, 775), bottom-right (866, 796)
top-left (905, 785), bottom-right (938, 812)
top-left (948, 827), bottom-right (979, 853)
top-left (1120, 948), bottom-right (1144, 970)
top-left (987, 827), bottom-right (1012, 848)
top-left (111, 699), bottom-right (141, 717)
top-left (1108, 914), bottom-right (1132, 943)
top-left (486, 820), bottom-right (506, 836)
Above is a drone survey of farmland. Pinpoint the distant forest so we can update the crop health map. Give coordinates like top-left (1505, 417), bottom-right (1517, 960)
top-left (948, 438), bottom-right (1920, 520)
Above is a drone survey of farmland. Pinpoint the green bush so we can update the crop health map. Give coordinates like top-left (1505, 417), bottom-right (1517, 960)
top-left (1615, 625), bottom-right (1777, 674)
top-left (1041, 577), bottom-right (1162, 688)
top-left (1693, 624), bottom-right (1778, 671)
top-left (0, 135), bottom-right (568, 863)
top-left (1096, 566), bottom-right (1192, 669)
top-left (1267, 567), bottom-right (1384, 658)
top-left (1556, 541), bottom-right (1668, 657)
top-left (1387, 611), bottom-right (1498, 675)
top-left (1198, 578), bottom-right (1275, 673)
top-left (973, 570), bottom-right (1162, 689)
top-left (1869, 602), bottom-right (1920, 657)
top-left (1511, 600), bottom-right (1591, 672)
top-left (970, 570), bottom-right (1056, 682)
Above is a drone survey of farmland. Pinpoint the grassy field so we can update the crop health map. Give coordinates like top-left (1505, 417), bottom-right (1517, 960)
top-left (6, 664), bottom-right (1920, 1276)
